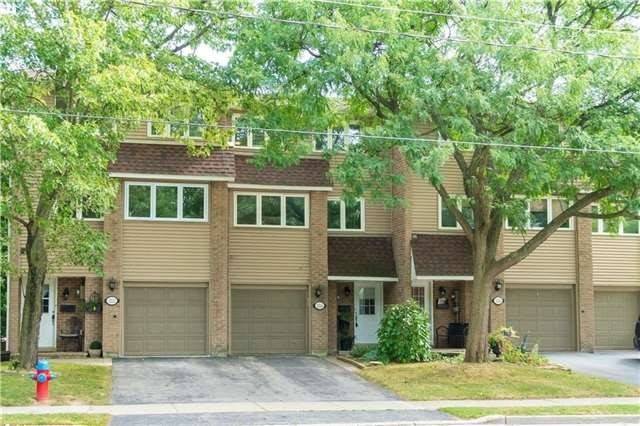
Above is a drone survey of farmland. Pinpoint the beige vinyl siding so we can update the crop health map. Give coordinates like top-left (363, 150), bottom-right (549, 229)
top-left (504, 231), bottom-right (576, 284)
top-left (410, 161), bottom-right (465, 233)
top-left (124, 122), bottom-right (180, 144)
top-left (122, 221), bottom-right (210, 281)
top-left (229, 228), bottom-right (310, 285)
top-left (593, 235), bottom-right (640, 287)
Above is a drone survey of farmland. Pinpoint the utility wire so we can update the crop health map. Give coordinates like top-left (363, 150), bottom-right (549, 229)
top-left (310, 0), bottom-right (639, 37)
top-left (2, 108), bottom-right (639, 156)
top-left (119, 0), bottom-right (640, 61)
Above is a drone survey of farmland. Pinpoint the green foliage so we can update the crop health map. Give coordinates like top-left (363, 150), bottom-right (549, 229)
top-left (89, 341), bottom-right (101, 350)
top-left (502, 344), bottom-right (547, 366)
top-left (350, 344), bottom-right (376, 359)
top-left (488, 327), bottom-right (519, 356)
top-left (377, 301), bottom-right (431, 363)
top-left (488, 327), bottom-right (547, 366)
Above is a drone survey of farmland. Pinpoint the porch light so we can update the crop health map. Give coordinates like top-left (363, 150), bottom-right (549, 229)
top-left (314, 286), bottom-right (322, 298)
top-left (62, 287), bottom-right (70, 300)
top-left (494, 279), bottom-right (504, 291)
top-left (108, 278), bottom-right (118, 291)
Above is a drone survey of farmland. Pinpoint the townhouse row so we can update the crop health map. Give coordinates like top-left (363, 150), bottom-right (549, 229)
top-left (6, 123), bottom-right (640, 357)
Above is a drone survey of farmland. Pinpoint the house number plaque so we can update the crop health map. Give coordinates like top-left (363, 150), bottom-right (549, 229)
top-left (492, 296), bottom-right (504, 306)
top-left (313, 301), bottom-right (326, 311)
top-left (105, 296), bottom-right (119, 306)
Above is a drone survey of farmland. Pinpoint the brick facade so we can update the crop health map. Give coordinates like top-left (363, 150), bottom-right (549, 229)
top-left (56, 277), bottom-right (84, 351)
top-left (576, 216), bottom-right (595, 352)
top-left (83, 277), bottom-right (103, 351)
top-left (310, 191), bottom-right (328, 355)
top-left (390, 147), bottom-right (413, 304)
top-left (210, 182), bottom-right (229, 355)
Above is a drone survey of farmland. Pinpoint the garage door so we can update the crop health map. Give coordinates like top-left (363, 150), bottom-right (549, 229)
top-left (231, 287), bottom-right (307, 354)
top-left (124, 286), bottom-right (207, 356)
top-left (506, 288), bottom-right (576, 351)
top-left (595, 290), bottom-right (640, 349)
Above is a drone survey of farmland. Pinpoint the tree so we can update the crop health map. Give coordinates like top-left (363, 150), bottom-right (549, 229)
top-left (0, 0), bottom-right (233, 368)
top-left (226, 0), bottom-right (640, 361)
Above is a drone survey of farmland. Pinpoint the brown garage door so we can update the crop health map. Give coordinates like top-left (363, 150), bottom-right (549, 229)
top-left (595, 290), bottom-right (640, 350)
top-left (124, 285), bottom-right (207, 356)
top-left (231, 287), bottom-right (307, 354)
top-left (506, 288), bottom-right (576, 351)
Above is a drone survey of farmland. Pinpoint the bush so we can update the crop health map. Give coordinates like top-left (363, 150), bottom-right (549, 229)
top-left (350, 344), bottom-right (376, 358)
top-left (89, 340), bottom-right (102, 350)
top-left (502, 343), bottom-right (547, 366)
top-left (488, 327), bottom-right (547, 366)
top-left (488, 327), bottom-right (519, 357)
top-left (377, 300), bottom-right (431, 363)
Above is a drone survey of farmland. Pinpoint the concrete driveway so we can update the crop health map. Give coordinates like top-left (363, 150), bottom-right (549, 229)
top-left (112, 356), bottom-right (398, 404)
top-left (546, 351), bottom-right (640, 386)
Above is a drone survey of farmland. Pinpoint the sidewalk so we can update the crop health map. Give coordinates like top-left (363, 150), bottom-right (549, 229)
top-left (2, 397), bottom-right (638, 416)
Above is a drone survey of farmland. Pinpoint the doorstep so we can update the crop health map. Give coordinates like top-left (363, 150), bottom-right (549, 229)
top-left (37, 352), bottom-right (87, 359)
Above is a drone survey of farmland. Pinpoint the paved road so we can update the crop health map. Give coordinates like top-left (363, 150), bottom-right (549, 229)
top-left (112, 356), bottom-right (397, 404)
top-left (546, 350), bottom-right (640, 386)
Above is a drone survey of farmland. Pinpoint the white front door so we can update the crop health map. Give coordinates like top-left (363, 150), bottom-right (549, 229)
top-left (354, 281), bottom-right (383, 344)
top-left (38, 278), bottom-right (56, 348)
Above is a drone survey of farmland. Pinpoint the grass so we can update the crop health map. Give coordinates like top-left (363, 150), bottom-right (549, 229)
top-left (1, 362), bottom-right (111, 406)
top-left (441, 404), bottom-right (640, 419)
top-left (360, 361), bottom-right (640, 400)
top-left (0, 414), bottom-right (110, 425)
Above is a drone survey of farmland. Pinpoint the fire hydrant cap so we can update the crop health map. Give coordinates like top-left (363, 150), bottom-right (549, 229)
top-left (35, 359), bottom-right (49, 370)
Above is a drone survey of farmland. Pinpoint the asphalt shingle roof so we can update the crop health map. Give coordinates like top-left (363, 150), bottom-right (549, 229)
top-left (234, 154), bottom-right (330, 187)
top-left (328, 237), bottom-right (397, 278)
top-left (411, 234), bottom-right (473, 277)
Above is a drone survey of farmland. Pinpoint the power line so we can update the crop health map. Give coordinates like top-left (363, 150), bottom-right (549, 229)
top-left (2, 108), bottom-right (639, 156)
top-left (310, 0), bottom-right (639, 37)
top-left (119, 0), bottom-right (640, 61)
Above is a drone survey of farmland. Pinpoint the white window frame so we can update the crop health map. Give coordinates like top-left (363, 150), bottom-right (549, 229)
top-left (505, 197), bottom-right (573, 231)
top-left (233, 192), bottom-right (309, 228)
top-left (229, 113), bottom-right (268, 149)
top-left (124, 182), bottom-right (209, 222)
top-left (592, 206), bottom-right (640, 236)
top-left (75, 207), bottom-right (103, 222)
top-left (146, 117), bottom-right (205, 140)
top-left (312, 124), bottom-right (361, 152)
top-left (437, 196), bottom-right (472, 230)
top-left (327, 197), bottom-right (365, 232)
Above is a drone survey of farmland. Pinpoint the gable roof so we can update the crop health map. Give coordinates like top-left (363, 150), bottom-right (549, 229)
top-left (234, 154), bottom-right (330, 188)
top-left (328, 236), bottom-right (397, 279)
top-left (110, 143), bottom-right (235, 180)
top-left (411, 234), bottom-right (473, 278)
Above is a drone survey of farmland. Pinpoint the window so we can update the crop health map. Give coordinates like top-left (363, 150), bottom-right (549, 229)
top-left (327, 198), bottom-right (364, 231)
top-left (358, 287), bottom-right (376, 315)
top-left (74, 198), bottom-right (103, 221)
top-left (125, 182), bottom-right (208, 221)
top-left (231, 114), bottom-right (267, 148)
top-left (146, 113), bottom-right (205, 139)
top-left (439, 196), bottom-right (474, 229)
top-left (314, 124), bottom-right (360, 151)
top-left (506, 198), bottom-right (573, 230)
top-left (592, 205), bottom-right (640, 236)
top-left (411, 287), bottom-right (425, 310)
top-left (551, 199), bottom-right (571, 229)
top-left (234, 193), bottom-right (308, 227)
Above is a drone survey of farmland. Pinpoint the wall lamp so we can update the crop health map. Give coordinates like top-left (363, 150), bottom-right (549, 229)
top-left (108, 278), bottom-right (118, 291)
top-left (62, 287), bottom-right (70, 300)
top-left (494, 279), bottom-right (504, 292)
top-left (315, 286), bottom-right (322, 298)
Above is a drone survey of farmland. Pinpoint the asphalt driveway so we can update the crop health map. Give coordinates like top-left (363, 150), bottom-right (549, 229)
top-left (546, 350), bottom-right (640, 386)
top-left (112, 356), bottom-right (398, 404)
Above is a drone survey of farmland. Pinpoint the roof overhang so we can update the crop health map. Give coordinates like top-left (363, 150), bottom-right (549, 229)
top-left (228, 183), bottom-right (333, 191)
top-left (414, 275), bottom-right (473, 281)
top-left (328, 276), bottom-right (398, 282)
top-left (109, 172), bottom-right (235, 182)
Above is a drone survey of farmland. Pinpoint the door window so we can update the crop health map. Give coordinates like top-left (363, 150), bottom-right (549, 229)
top-left (358, 287), bottom-right (376, 315)
top-left (42, 285), bottom-right (50, 313)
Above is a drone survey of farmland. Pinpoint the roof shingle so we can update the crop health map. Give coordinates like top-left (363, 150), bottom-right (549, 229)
top-left (110, 143), bottom-right (236, 179)
top-left (235, 155), bottom-right (330, 187)
top-left (328, 237), bottom-right (396, 278)
top-left (411, 234), bottom-right (473, 277)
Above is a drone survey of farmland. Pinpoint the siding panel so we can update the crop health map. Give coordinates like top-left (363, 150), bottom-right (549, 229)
top-left (593, 235), bottom-right (640, 287)
top-left (122, 221), bottom-right (210, 281)
top-left (504, 231), bottom-right (576, 284)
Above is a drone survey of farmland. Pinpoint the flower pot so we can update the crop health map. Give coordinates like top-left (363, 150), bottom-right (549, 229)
top-left (88, 349), bottom-right (102, 358)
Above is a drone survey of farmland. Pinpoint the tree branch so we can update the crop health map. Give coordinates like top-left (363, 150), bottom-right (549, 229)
top-left (433, 183), bottom-right (474, 240)
top-left (577, 208), bottom-right (640, 220)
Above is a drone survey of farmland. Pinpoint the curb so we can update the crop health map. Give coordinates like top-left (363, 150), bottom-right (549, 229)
top-left (336, 356), bottom-right (366, 369)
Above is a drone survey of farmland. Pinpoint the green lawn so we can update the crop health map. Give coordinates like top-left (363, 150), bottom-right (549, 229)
top-left (442, 404), bottom-right (640, 419)
top-left (0, 414), bottom-right (110, 425)
top-left (1, 362), bottom-right (111, 406)
top-left (360, 361), bottom-right (640, 400)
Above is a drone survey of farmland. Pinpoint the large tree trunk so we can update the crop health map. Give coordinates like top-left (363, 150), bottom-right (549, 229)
top-left (18, 225), bottom-right (48, 369)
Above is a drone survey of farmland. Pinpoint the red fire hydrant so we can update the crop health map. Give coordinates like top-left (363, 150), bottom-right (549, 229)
top-left (31, 359), bottom-right (56, 402)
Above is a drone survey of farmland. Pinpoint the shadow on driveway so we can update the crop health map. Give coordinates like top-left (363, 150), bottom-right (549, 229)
top-left (112, 356), bottom-right (398, 404)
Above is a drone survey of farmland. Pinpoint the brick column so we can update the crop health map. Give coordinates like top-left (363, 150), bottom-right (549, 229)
top-left (576, 216), bottom-right (594, 352)
top-left (102, 182), bottom-right (123, 357)
top-left (490, 235), bottom-right (506, 332)
top-left (310, 191), bottom-right (328, 355)
top-left (83, 277), bottom-right (103, 351)
top-left (328, 283), bottom-right (337, 354)
top-left (8, 222), bottom-right (22, 354)
top-left (210, 182), bottom-right (229, 355)
top-left (390, 148), bottom-right (413, 304)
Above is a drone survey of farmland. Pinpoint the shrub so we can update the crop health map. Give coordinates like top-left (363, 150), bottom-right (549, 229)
top-left (503, 343), bottom-right (547, 366)
top-left (350, 344), bottom-right (376, 358)
top-left (488, 327), bottom-right (547, 366)
top-left (377, 300), bottom-right (431, 363)
top-left (488, 327), bottom-right (519, 356)
top-left (89, 340), bottom-right (102, 350)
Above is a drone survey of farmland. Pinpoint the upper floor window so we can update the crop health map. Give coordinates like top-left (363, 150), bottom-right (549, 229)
top-left (231, 114), bottom-right (267, 148)
top-left (507, 198), bottom-right (572, 230)
top-left (439, 196), bottom-right (474, 230)
top-left (328, 198), bottom-right (364, 231)
top-left (314, 124), bottom-right (360, 151)
top-left (234, 193), bottom-right (308, 228)
top-left (592, 205), bottom-right (639, 236)
top-left (125, 182), bottom-right (207, 221)
top-left (76, 206), bottom-right (103, 221)
top-left (147, 113), bottom-right (205, 139)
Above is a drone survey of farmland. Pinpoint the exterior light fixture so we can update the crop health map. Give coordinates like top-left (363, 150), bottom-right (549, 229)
top-left (315, 287), bottom-right (322, 298)
top-left (494, 279), bottom-right (504, 291)
top-left (62, 287), bottom-right (70, 300)
top-left (108, 278), bottom-right (117, 291)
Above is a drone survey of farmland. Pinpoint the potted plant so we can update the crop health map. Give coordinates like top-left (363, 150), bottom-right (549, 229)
top-left (88, 340), bottom-right (102, 358)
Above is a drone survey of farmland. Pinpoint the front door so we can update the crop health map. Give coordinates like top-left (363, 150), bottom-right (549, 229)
top-left (38, 278), bottom-right (57, 349)
top-left (354, 281), bottom-right (383, 344)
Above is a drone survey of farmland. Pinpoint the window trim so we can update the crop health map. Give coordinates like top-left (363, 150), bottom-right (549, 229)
top-left (327, 197), bottom-right (365, 232)
top-left (591, 205), bottom-right (640, 236)
top-left (146, 118), bottom-right (205, 140)
top-left (312, 124), bottom-right (361, 152)
top-left (124, 181), bottom-right (209, 222)
top-left (229, 113), bottom-right (268, 149)
top-left (233, 192), bottom-right (309, 228)
top-left (438, 196), bottom-right (473, 231)
top-left (505, 197), bottom-right (574, 231)
top-left (76, 207), bottom-right (103, 222)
